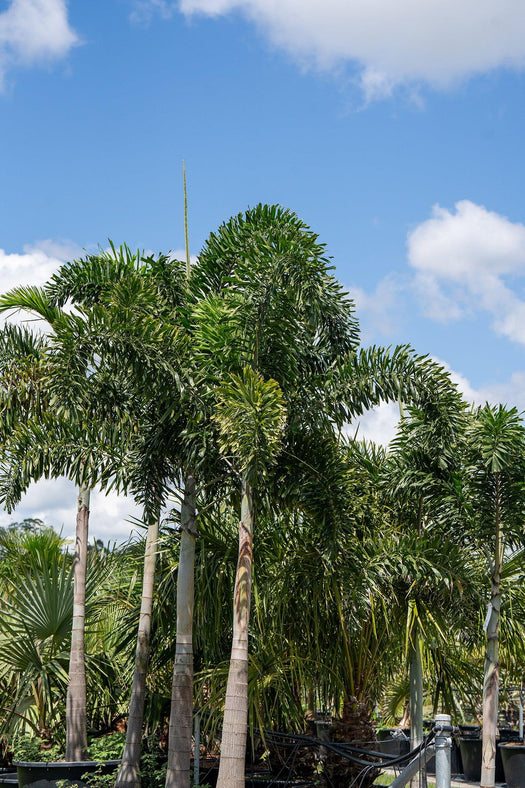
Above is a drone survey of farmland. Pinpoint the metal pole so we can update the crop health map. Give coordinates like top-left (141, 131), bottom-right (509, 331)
top-left (520, 684), bottom-right (523, 741)
top-left (389, 746), bottom-right (436, 788)
top-left (194, 712), bottom-right (200, 786)
top-left (434, 714), bottom-right (452, 788)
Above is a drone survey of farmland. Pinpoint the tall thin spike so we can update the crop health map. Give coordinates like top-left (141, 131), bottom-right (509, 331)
top-left (183, 160), bottom-right (190, 279)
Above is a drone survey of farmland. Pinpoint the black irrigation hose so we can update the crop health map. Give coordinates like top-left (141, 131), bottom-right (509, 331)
top-left (254, 727), bottom-right (436, 770)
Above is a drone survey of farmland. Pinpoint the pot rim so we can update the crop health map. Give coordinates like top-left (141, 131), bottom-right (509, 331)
top-left (14, 760), bottom-right (121, 768)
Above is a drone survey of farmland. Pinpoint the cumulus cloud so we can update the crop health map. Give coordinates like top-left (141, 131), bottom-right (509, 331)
top-left (352, 362), bottom-right (525, 448)
top-left (0, 0), bottom-right (78, 86)
top-left (141, 0), bottom-right (525, 98)
top-left (440, 358), bottom-right (525, 413)
top-left (350, 400), bottom-right (401, 447)
top-left (0, 478), bottom-right (144, 544)
top-left (408, 201), bottom-right (525, 345)
top-left (0, 240), bottom-right (83, 324)
top-left (351, 274), bottom-right (406, 342)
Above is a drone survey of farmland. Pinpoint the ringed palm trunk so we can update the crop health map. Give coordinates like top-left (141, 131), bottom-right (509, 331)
top-left (65, 484), bottom-right (90, 762)
top-left (116, 510), bottom-right (160, 788)
top-left (216, 479), bottom-right (254, 788)
top-left (481, 511), bottom-right (501, 788)
top-left (409, 636), bottom-right (425, 788)
top-left (166, 474), bottom-right (197, 788)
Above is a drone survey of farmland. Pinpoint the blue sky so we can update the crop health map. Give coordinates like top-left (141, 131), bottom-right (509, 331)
top-left (2, 0), bottom-right (525, 540)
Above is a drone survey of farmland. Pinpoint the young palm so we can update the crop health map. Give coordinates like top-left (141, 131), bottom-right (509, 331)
top-left (465, 405), bottom-right (525, 788)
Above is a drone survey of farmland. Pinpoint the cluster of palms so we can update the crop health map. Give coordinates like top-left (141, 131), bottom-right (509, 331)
top-left (0, 204), bottom-right (524, 788)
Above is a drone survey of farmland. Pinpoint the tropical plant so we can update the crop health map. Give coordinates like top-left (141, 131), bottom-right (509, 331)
top-left (40, 242), bottom-right (212, 788)
top-left (0, 288), bottom-right (108, 760)
top-left (40, 244), bottom-right (187, 785)
top-left (465, 405), bottom-right (525, 788)
top-left (0, 528), bottom-right (123, 747)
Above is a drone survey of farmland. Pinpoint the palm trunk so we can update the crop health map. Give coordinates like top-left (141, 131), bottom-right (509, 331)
top-left (116, 511), bottom-right (160, 788)
top-left (409, 637), bottom-right (425, 788)
top-left (216, 479), bottom-right (254, 788)
top-left (65, 484), bottom-right (90, 762)
top-left (481, 532), bottom-right (501, 788)
top-left (166, 474), bottom-right (197, 788)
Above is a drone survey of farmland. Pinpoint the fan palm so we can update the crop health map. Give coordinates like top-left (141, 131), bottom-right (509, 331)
top-left (0, 531), bottom-right (121, 744)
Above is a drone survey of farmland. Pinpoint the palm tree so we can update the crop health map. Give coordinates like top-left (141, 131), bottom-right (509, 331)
top-left (43, 244), bottom-right (211, 788)
top-left (466, 405), bottom-right (525, 788)
top-left (0, 285), bottom-right (139, 760)
top-left (382, 397), bottom-right (469, 762)
top-left (42, 245), bottom-right (190, 786)
top-left (189, 203), bottom-right (468, 786)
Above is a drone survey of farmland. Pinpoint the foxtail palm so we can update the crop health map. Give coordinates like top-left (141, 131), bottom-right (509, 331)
top-left (466, 405), bottom-right (525, 788)
top-left (45, 244), bottom-right (206, 788)
top-left (0, 287), bottom-right (103, 760)
top-left (44, 246), bottom-right (189, 786)
top-left (0, 283), bottom-right (151, 759)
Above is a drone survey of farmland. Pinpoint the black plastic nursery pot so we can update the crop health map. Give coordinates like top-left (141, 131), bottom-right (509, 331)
top-left (0, 774), bottom-right (18, 788)
top-left (499, 743), bottom-right (525, 788)
top-left (14, 760), bottom-right (120, 788)
top-left (458, 737), bottom-right (505, 783)
top-left (376, 728), bottom-right (410, 759)
top-left (425, 737), bottom-right (462, 776)
top-left (245, 781), bottom-right (314, 787)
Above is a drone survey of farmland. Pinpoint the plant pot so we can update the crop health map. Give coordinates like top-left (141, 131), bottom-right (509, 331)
top-left (376, 728), bottom-right (410, 759)
top-left (425, 737), bottom-right (462, 776)
top-left (193, 759), bottom-right (219, 787)
top-left (14, 760), bottom-right (120, 788)
top-left (245, 781), bottom-right (314, 787)
top-left (458, 724), bottom-right (480, 736)
top-left (0, 774), bottom-right (18, 788)
top-left (499, 743), bottom-right (525, 788)
top-left (458, 738), bottom-right (505, 782)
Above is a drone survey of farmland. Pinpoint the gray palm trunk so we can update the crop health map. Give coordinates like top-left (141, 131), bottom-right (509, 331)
top-left (216, 480), bottom-right (254, 788)
top-left (65, 484), bottom-right (90, 762)
top-left (166, 474), bottom-right (197, 788)
top-left (409, 637), bottom-right (425, 788)
top-left (116, 511), bottom-right (161, 788)
top-left (481, 518), bottom-right (501, 788)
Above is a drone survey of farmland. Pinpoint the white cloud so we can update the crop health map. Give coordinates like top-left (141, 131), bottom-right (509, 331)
top-left (350, 400), bottom-right (401, 446)
top-left (0, 0), bottom-right (78, 86)
top-left (351, 274), bottom-right (405, 342)
top-left (439, 358), bottom-right (525, 413)
top-left (408, 201), bottom-right (525, 345)
top-left (0, 240), bottom-right (82, 325)
top-left (154, 0), bottom-right (525, 98)
top-left (130, 0), bottom-right (176, 24)
top-left (352, 363), bottom-right (525, 448)
top-left (0, 477), bottom-right (144, 544)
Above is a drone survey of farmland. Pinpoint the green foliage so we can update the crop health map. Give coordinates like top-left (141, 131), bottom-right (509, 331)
top-left (87, 732), bottom-right (126, 760)
top-left (138, 749), bottom-right (166, 788)
top-left (0, 526), bottom-right (129, 742)
top-left (11, 734), bottom-right (62, 762)
top-left (214, 367), bottom-right (286, 484)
